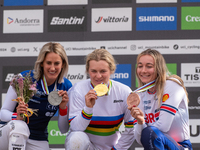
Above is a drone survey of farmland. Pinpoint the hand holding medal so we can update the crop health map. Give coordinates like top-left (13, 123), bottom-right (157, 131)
top-left (48, 91), bottom-right (62, 106)
top-left (127, 92), bottom-right (140, 109)
top-left (127, 80), bottom-right (156, 109)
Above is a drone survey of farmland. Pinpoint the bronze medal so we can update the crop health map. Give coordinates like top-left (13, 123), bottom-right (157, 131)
top-left (127, 92), bottom-right (140, 107)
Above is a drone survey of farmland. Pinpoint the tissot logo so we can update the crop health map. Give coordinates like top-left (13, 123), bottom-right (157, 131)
top-left (181, 63), bottom-right (200, 87)
top-left (95, 16), bottom-right (129, 23)
top-left (7, 17), bottom-right (13, 24)
top-left (92, 8), bottom-right (132, 32)
top-left (48, 9), bottom-right (87, 32)
top-left (136, 7), bottom-right (177, 31)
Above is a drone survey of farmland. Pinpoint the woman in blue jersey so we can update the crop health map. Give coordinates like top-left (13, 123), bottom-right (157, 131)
top-left (129, 49), bottom-right (192, 150)
top-left (65, 49), bottom-right (135, 150)
top-left (0, 42), bottom-right (72, 150)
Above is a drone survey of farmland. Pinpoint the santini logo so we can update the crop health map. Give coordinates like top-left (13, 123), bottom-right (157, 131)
top-left (114, 100), bottom-right (123, 103)
top-left (139, 16), bottom-right (175, 22)
top-left (50, 17), bottom-right (85, 25)
top-left (7, 17), bottom-right (13, 24)
top-left (95, 16), bottom-right (128, 23)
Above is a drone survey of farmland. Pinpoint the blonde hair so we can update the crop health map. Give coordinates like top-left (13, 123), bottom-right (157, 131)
top-left (85, 49), bottom-right (116, 74)
top-left (34, 42), bottom-right (69, 83)
top-left (136, 49), bottom-right (189, 106)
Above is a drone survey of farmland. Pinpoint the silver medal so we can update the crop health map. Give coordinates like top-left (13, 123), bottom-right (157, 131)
top-left (48, 91), bottom-right (62, 106)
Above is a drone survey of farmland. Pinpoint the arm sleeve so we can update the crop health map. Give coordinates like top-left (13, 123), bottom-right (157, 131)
top-left (68, 89), bottom-right (93, 131)
top-left (0, 85), bottom-right (18, 122)
top-left (153, 81), bottom-right (185, 133)
top-left (114, 87), bottom-right (135, 149)
top-left (58, 79), bottom-right (72, 133)
top-left (58, 103), bottom-right (69, 134)
top-left (133, 97), bottom-right (147, 145)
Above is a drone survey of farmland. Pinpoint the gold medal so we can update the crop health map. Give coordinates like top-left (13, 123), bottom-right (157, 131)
top-left (127, 92), bottom-right (140, 107)
top-left (94, 84), bottom-right (108, 97)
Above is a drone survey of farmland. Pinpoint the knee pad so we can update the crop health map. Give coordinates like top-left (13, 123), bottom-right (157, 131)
top-left (9, 133), bottom-right (27, 150)
top-left (65, 131), bottom-right (90, 150)
top-left (9, 120), bottom-right (30, 138)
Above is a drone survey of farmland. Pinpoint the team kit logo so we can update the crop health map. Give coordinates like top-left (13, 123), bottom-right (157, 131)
top-left (181, 7), bottom-right (200, 30)
top-left (92, 7), bottom-right (132, 32)
top-left (48, 9), bottom-right (87, 32)
top-left (136, 7), bottom-right (177, 31)
top-left (3, 10), bottom-right (43, 33)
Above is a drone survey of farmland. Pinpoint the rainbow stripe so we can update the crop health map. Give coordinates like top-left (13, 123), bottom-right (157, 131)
top-left (133, 80), bottom-right (156, 93)
top-left (85, 114), bottom-right (125, 136)
top-left (81, 109), bottom-right (93, 120)
top-left (160, 104), bottom-right (177, 115)
top-left (125, 120), bottom-right (134, 128)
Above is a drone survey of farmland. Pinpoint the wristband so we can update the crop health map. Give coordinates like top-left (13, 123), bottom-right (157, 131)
top-left (12, 113), bottom-right (17, 120)
top-left (59, 106), bottom-right (68, 116)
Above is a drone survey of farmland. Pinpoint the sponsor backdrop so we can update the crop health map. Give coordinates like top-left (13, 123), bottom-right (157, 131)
top-left (0, 0), bottom-right (199, 149)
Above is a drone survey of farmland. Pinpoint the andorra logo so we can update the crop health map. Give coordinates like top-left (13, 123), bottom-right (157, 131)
top-left (7, 17), bottom-right (14, 24)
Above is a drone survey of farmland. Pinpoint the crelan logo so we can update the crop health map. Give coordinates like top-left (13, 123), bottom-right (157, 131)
top-left (7, 17), bottom-right (13, 24)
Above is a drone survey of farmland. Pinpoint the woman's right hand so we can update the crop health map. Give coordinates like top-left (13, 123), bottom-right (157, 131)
top-left (85, 90), bottom-right (97, 108)
top-left (129, 106), bottom-right (145, 125)
top-left (16, 100), bottom-right (28, 120)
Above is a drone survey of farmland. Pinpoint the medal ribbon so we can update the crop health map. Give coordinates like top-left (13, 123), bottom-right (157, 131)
top-left (90, 80), bottom-right (112, 96)
top-left (132, 80), bottom-right (156, 93)
top-left (41, 75), bottom-right (57, 95)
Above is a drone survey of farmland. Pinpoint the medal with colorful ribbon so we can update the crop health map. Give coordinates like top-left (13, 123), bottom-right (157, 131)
top-left (41, 75), bottom-right (62, 106)
top-left (91, 80), bottom-right (112, 96)
top-left (127, 80), bottom-right (156, 107)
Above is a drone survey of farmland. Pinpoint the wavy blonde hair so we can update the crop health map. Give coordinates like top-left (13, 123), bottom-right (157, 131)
top-left (85, 49), bottom-right (116, 74)
top-left (136, 49), bottom-right (189, 106)
top-left (34, 42), bottom-right (69, 83)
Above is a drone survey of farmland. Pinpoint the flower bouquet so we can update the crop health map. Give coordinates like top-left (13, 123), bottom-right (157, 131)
top-left (10, 71), bottom-right (38, 124)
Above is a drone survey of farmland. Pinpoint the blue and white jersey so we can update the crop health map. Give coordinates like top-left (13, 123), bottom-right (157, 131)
top-left (134, 79), bottom-right (190, 145)
top-left (0, 70), bottom-right (72, 141)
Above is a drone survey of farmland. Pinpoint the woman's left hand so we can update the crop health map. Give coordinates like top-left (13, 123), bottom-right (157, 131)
top-left (58, 90), bottom-right (69, 109)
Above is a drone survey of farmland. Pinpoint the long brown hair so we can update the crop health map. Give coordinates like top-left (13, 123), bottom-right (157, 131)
top-left (136, 49), bottom-right (189, 106)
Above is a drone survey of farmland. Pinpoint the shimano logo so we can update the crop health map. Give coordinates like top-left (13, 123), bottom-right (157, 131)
top-left (111, 73), bottom-right (129, 79)
top-left (139, 16), bottom-right (175, 22)
top-left (95, 16), bottom-right (129, 23)
top-left (186, 15), bottom-right (200, 22)
top-left (50, 17), bottom-right (85, 25)
top-left (113, 100), bottom-right (123, 103)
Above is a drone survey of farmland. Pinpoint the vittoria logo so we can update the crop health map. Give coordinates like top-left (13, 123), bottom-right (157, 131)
top-left (95, 16), bottom-right (129, 23)
top-left (92, 8), bottom-right (132, 32)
